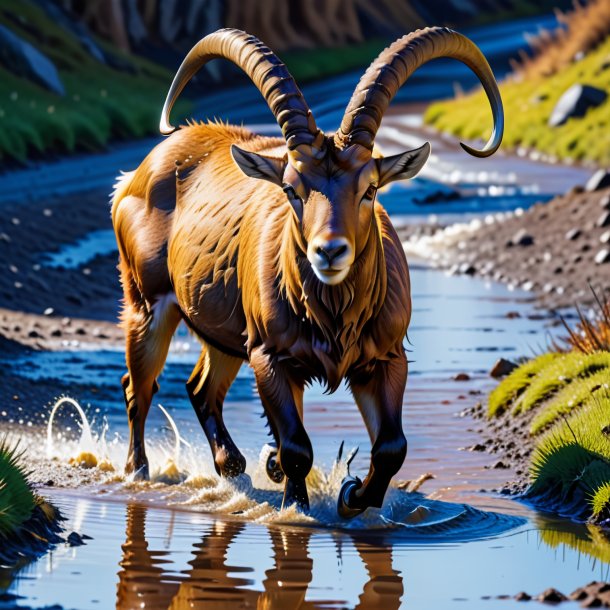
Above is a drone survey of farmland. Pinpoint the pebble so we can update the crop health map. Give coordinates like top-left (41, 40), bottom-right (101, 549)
top-left (600, 230), bottom-right (610, 244)
top-left (67, 532), bottom-right (86, 547)
top-left (601, 195), bottom-right (610, 210)
top-left (459, 263), bottom-right (476, 275)
top-left (510, 229), bottom-right (534, 247)
top-left (538, 588), bottom-right (567, 603)
top-left (595, 249), bottom-right (610, 264)
top-left (514, 592), bottom-right (532, 601)
top-left (565, 228), bottom-right (581, 240)
top-left (597, 212), bottom-right (610, 228)
top-left (43, 307), bottom-right (54, 316)
top-left (490, 358), bottom-right (518, 378)
top-left (493, 460), bottom-right (509, 469)
top-left (453, 373), bottom-right (470, 381)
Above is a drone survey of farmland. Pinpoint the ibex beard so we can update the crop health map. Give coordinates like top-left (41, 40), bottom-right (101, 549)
top-left (111, 28), bottom-right (502, 518)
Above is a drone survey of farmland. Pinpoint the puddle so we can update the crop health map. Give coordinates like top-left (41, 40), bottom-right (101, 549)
top-left (43, 229), bottom-right (117, 269)
top-left (9, 493), bottom-right (607, 610)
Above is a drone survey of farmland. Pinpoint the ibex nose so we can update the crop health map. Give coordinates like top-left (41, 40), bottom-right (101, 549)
top-left (311, 237), bottom-right (353, 269)
top-left (316, 241), bottom-right (348, 264)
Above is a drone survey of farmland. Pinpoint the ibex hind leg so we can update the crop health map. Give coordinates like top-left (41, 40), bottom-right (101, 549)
top-left (186, 344), bottom-right (246, 477)
top-left (121, 269), bottom-right (181, 480)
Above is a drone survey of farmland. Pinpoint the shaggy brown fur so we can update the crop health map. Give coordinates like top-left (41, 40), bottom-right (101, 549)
top-left (112, 26), bottom-right (502, 515)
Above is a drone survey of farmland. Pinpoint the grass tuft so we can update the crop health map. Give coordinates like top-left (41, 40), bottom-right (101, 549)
top-left (530, 369), bottom-right (610, 434)
top-left (560, 287), bottom-right (610, 355)
top-left (0, 437), bottom-right (36, 537)
top-left (528, 395), bottom-right (610, 521)
top-left (487, 352), bottom-right (559, 417)
top-left (592, 482), bottom-right (610, 520)
top-left (513, 352), bottom-right (610, 415)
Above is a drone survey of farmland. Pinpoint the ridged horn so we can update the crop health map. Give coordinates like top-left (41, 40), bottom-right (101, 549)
top-left (160, 28), bottom-right (322, 151)
top-left (335, 27), bottom-right (503, 158)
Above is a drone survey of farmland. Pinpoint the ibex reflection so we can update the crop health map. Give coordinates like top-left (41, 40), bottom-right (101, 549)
top-left (112, 27), bottom-right (502, 517)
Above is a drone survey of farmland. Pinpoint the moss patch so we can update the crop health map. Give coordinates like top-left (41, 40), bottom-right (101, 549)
top-left (0, 438), bottom-right (63, 573)
top-left (424, 35), bottom-right (610, 166)
top-left (489, 350), bottom-right (610, 523)
top-left (0, 0), bottom-right (190, 164)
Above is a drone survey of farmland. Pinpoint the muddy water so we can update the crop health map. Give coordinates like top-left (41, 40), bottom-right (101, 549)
top-left (5, 263), bottom-right (606, 609)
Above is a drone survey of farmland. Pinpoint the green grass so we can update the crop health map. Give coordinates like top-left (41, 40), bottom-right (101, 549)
top-left (592, 482), bottom-right (610, 520)
top-left (529, 395), bottom-right (610, 521)
top-left (0, 438), bottom-right (36, 536)
top-left (489, 349), bottom-right (610, 522)
top-left (424, 35), bottom-right (610, 166)
top-left (0, 0), bottom-right (190, 164)
top-left (282, 38), bottom-right (390, 83)
top-left (487, 352), bottom-right (559, 417)
top-left (513, 352), bottom-right (610, 415)
top-left (530, 368), bottom-right (610, 434)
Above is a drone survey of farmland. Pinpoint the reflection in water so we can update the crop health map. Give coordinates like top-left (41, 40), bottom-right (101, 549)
top-left (116, 504), bottom-right (404, 609)
top-left (535, 516), bottom-right (610, 579)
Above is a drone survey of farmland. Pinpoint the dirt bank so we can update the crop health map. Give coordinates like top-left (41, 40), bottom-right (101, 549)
top-left (399, 186), bottom-right (610, 310)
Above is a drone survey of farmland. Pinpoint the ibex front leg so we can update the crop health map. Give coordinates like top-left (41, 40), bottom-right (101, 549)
top-left (251, 348), bottom-right (312, 512)
top-left (341, 353), bottom-right (408, 518)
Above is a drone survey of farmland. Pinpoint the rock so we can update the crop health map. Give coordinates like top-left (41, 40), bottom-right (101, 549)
top-left (595, 249), bottom-right (610, 264)
top-left (538, 588), bottom-right (567, 603)
top-left (601, 195), bottom-right (610, 210)
top-left (469, 444), bottom-right (486, 452)
top-left (510, 229), bottom-right (534, 247)
top-left (565, 228), bottom-right (581, 240)
top-left (490, 358), bottom-right (518, 378)
top-left (27, 329), bottom-right (42, 338)
top-left (459, 263), bottom-right (476, 275)
top-left (453, 373), bottom-right (470, 381)
top-left (597, 212), bottom-right (610, 228)
top-left (0, 25), bottom-right (65, 95)
top-left (548, 84), bottom-right (607, 127)
top-left (586, 169), bottom-right (610, 192)
top-left (580, 594), bottom-right (602, 607)
top-left (493, 460), bottom-right (509, 469)
top-left (43, 307), bottom-right (54, 316)
top-left (514, 592), bottom-right (532, 601)
top-left (600, 231), bottom-right (610, 244)
top-left (506, 311), bottom-right (521, 319)
top-left (67, 531), bottom-right (86, 547)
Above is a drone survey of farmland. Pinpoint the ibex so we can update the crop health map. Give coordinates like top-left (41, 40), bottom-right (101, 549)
top-left (112, 27), bottom-right (502, 517)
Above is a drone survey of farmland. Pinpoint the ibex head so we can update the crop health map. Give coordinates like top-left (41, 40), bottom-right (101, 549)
top-left (161, 27), bottom-right (503, 286)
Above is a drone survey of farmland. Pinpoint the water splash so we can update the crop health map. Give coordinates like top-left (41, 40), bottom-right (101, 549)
top-left (46, 396), bottom-right (95, 459)
top-left (34, 396), bottom-right (524, 535)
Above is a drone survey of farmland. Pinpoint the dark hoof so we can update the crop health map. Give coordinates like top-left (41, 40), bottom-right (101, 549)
top-left (337, 476), bottom-right (365, 519)
top-left (281, 478), bottom-right (309, 512)
top-left (266, 447), bottom-right (285, 484)
top-left (126, 459), bottom-right (149, 481)
top-left (216, 449), bottom-right (246, 478)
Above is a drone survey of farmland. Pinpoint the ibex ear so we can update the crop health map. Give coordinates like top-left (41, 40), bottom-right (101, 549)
top-left (377, 142), bottom-right (431, 187)
top-left (231, 145), bottom-right (286, 186)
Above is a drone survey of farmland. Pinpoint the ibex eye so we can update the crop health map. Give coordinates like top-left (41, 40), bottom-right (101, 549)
top-left (362, 185), bottom-right (377, 202)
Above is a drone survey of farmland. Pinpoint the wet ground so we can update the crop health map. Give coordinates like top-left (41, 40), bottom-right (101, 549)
top-left (5, 265), bottom-right (604, 610)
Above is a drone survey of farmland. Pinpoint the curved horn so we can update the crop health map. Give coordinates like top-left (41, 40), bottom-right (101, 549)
top-left (335, 27), bottom-right (503, 158)
top-left (160, 28), bottom-right (322, 151)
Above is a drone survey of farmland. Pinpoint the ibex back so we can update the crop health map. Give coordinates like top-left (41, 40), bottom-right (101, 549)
top-left (112, 28), bottom-right (503, 517)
